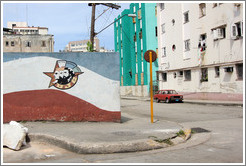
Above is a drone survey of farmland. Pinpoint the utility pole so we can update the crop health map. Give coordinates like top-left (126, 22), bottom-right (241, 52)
top-left (90, 3), bottom-right (96, 51)
top-left (88, 3), bottom-right (121, 51)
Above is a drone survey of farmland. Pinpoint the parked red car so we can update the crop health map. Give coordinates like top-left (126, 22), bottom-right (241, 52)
top-left (154, 89), bottom-right (183, 103)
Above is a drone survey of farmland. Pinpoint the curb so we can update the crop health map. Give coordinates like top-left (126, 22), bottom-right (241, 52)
top-left (121, 97), bottom-right (243, 107)
top-left (28, 129), bottom-right (191, 154)
top-left (28, 133), bottom-right (165, 154)
top-left (183, 101), bottom-right (243, 107)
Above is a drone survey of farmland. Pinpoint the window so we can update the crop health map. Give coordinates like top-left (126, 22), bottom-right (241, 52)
top-left (133, 17), bottom-right (136, 24)
top-left (184, 11), bottom-right (189, 23)
top-left (184, 70), bottom-right (191, 81)
top-left (12, 24), bottom-right (16, 28)
top-left (236, 63), bottom-right (243, 80)
top-left (173, 72), bottom-right (177, 78)
top-left (155, 6), bottom-right (157, 16)
top-left (172, 45), bottom-right (176, 51)
top-left (134, 33), bottom-right (136, 41)
top-left (172, 19), bottom-right (175, 26)
top-left (213, 27), bottom-right (226, 40)
top-left (199, 3), bottom-right (206, 17)
top-left (162, 73), bottom-right (167, 82)
top-left (213, 3), bottom-right (218, 8)
top-left (41, 41), bottom-right (46, 47)
top-left (139, 30), bottom-right (142, 39)
top-left (5, 41), bottom-right (9, 46)
top-left (201, 68), bottom-right (208, 82)
top-left (138, 9), bottom-right (142, 19)
top-left (160, 3), bottom-right (165, 10)
top-left (161, 23), bottom-right (165, 34)
top-left (184, 39), bottom-right (190, 51)
top-left (155, 26), bottom-right (158, 37)
top-left (162, 47), bottom-right (166, 57)
top-left (231, 21), bottom-right (243, 39)
top-left (11, 41), bottom-right (15, 46)
top-left (178, 71), bottom-right (183, 77)
top-left (26, 41), bottom-right (31, 47)
top-left (215, 66), bottom-right (220, 77)
top-left (198, 34), bottom-right (207, 51)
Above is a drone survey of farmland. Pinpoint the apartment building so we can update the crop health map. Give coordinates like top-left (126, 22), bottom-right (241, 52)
top-left (114, 3), bottom-right (158, 97)
top-left (3, 22), bottom-right (54, 52)
top-left (157, 3), bottom-right (243, 101)
top-left (64, 38), bottom-right (100, 52)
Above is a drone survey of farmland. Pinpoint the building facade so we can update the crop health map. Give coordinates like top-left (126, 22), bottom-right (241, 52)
top-left (65, 38), bottom-right (100, 52)
top-left (157, 3), bottom-right (243, 101)
top-left (114, 3), bottom-right (158, 97)
top-left (3, 22), bottom-right (54, 52)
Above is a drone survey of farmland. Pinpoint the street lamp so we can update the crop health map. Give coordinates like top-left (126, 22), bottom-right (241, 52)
top-left (95, 14), bottom-right (137, 36)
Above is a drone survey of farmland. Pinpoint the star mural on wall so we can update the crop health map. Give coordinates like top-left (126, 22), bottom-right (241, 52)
top-left (44, 60), bottom-right (83, 90)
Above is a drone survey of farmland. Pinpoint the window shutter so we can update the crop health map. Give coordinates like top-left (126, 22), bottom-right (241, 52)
top-left (231, 24), bottom-right (238, 39)
top-left (241, 21), bottom-right (243, 37)
top-left (213, 29), bottom-right (218, 40)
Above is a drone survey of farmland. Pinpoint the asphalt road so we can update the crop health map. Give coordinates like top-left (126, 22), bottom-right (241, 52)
top-left (3, 99), bottom-right (244, 163)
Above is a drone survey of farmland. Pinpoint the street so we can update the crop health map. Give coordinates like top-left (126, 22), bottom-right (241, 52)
top-left (3, 99), bottom-right (244, 163)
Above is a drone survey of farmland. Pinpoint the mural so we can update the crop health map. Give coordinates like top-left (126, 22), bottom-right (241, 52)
top-left (3, 52), bottom-right (121, 123)
top-left (44, 60), bottom-right (83, 90)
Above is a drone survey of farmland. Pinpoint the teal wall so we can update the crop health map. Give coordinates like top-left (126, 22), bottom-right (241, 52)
top-left (114, 3), bottom-right (158, 94)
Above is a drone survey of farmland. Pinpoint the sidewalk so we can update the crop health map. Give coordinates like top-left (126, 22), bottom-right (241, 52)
top-left (22, 112), bottom-right (189, 154)
top-left (121, 96), bottom-right (243, 107)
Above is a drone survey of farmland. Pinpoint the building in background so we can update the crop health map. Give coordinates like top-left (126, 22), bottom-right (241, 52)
top-left (3, 22), bottom-right (54, 52)
top-left (65, 38), bottom-right (100, 52)
top-left (114, 3), bottom-right (158, 97)
top-left (157, 3), bottom-right (243, 101)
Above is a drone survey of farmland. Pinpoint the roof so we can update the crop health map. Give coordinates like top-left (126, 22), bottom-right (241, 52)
top-left (12, 27), bottom-right (48, 29)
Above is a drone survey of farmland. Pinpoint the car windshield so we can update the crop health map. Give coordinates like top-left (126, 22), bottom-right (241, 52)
top-left (166, 90), bottom-right (178, 94)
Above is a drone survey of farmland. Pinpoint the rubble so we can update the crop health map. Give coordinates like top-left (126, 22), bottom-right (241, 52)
top-left (3, 121), bottom-right (28, 150)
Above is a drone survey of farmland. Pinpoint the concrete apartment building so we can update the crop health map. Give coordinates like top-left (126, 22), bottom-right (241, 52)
top-left (157, 3), bottom-right (243, 101)
top-left (3, 22), bottom-right (54, 52)
top-left (65, 38), bottom-right (100, 52)
top-left (114, 3), bottom-right (158, 97)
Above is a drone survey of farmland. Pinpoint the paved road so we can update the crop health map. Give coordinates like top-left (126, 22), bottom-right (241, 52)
top-left (3, 99), bottom-right (244, 163)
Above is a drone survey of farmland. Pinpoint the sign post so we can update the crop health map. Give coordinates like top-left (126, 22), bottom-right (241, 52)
top-left (144, 50), bottom-right (157, 123)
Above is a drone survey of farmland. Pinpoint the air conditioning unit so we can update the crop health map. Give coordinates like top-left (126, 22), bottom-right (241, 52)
top-left (217, 28), bottom-right (224, 39)
top-left (213, 28), bottom-right (224, 40)
top-left (224, 67), bottom-right (233, 72)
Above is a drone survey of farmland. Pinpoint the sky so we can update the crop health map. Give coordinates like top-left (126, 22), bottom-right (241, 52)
top-left (2, 2), bottom-right (131, 52)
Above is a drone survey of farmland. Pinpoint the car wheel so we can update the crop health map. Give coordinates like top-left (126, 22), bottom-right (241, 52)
top-left (165, 98), bottom-right (170, 103)
top-left (157, 98), bottom-right (160, 103)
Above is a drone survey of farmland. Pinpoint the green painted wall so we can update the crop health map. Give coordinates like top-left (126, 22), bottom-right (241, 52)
top-left (114, 3), bottom-right (158, 94)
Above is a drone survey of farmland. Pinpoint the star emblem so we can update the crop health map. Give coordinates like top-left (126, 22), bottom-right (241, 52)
top-left (44, 60), bottom-right (83, 90)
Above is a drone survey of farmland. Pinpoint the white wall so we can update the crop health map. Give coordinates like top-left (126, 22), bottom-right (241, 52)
top-left (157, 3), bottom-right (243, 96)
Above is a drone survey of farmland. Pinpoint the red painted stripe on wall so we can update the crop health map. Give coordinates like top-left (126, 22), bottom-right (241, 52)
top-left (3, 89), bottom-right (121, 123)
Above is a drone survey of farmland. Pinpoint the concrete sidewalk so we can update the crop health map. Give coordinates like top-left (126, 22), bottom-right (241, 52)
top-left (19, 112), bottom-right (189, 154)
top-left (121, 96), bottom-right (243, 107)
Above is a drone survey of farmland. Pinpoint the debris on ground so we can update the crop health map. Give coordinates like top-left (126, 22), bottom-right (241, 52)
top-left (3, 121), bottom-right (28, 150)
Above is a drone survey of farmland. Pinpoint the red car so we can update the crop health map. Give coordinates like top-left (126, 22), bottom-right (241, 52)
top-left (154, 89), bottom-right (183, 103)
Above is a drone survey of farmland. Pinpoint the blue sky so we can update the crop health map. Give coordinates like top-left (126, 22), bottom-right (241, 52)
top-left (3, 2), bottom-right (130, 52)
